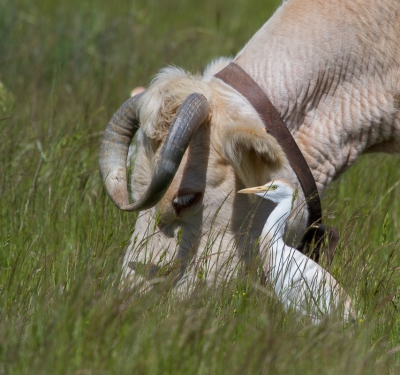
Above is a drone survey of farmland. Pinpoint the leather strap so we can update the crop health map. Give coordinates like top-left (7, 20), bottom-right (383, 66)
top-left (215, 62), bottom-right (338, 263)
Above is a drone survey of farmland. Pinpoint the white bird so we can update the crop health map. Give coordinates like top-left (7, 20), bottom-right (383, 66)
top-left (238, 179), bottom-right (353, 323)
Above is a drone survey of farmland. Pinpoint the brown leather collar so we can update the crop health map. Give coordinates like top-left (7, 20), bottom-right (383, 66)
top-left (215, 62), bottom-right (338, 263)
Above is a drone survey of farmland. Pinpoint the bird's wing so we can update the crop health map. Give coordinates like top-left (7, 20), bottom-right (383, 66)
top-left (267, 242), bottom-right (342, 318)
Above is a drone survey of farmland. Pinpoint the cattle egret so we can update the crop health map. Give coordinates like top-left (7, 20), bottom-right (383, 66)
top-left (239, 179), bottom-right (353, 323)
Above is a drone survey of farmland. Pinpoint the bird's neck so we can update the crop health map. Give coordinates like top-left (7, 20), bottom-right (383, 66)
top-left (261, 196), bottom-right (293, 243)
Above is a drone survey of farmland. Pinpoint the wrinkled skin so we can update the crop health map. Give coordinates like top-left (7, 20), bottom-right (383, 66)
top-left (106, 0), bottom-right (400, 292)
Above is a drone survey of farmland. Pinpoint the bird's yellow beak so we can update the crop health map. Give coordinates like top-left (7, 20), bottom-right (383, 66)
top-left (237, 185), bottom-right (269, 194)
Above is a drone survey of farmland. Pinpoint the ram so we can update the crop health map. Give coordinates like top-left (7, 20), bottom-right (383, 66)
top-left (99, 0), bottom-right (400, 291)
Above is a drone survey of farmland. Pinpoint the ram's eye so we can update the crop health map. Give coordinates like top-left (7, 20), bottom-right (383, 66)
top-left (172, 192), bottom-right (202, 215)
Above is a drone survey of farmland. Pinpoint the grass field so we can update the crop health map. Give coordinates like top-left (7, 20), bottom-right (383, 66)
top-left (1, 0), bottom-right (400, 373)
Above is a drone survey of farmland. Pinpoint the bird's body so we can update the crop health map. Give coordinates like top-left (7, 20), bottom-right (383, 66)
top-left (239, 179), bottom-right (353, 323)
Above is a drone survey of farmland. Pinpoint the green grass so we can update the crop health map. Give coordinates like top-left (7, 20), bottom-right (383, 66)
top-left (1, 0), bottom-right (400, 373)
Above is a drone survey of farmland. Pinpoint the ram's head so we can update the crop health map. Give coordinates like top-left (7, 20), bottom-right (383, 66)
top-left (99, 59), bottom-right (300, 291)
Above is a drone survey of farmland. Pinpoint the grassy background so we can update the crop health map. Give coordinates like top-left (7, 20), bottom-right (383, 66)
top-left (1, 0), bottom-right (400, 373)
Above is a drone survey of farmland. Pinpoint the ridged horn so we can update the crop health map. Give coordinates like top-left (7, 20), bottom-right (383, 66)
top-left (99, 93), bottom-right (209, 211)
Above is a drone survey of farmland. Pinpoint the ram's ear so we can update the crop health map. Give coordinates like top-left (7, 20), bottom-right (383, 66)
top-left (221, 123), bottom-right (286, 187)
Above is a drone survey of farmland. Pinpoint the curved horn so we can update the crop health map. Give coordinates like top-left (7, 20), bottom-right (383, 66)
top-left (99, 94), bottom-right (142, 209)
top-left (99, 93), bottom-right (209, 211)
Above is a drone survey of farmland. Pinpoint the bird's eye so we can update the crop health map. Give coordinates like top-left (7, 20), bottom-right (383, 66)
top-left (270, 185), bottom-right (278, 190)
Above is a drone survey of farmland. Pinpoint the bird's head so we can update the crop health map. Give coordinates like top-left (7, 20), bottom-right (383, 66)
top-left (237, 178), bottom-right (296, 204)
